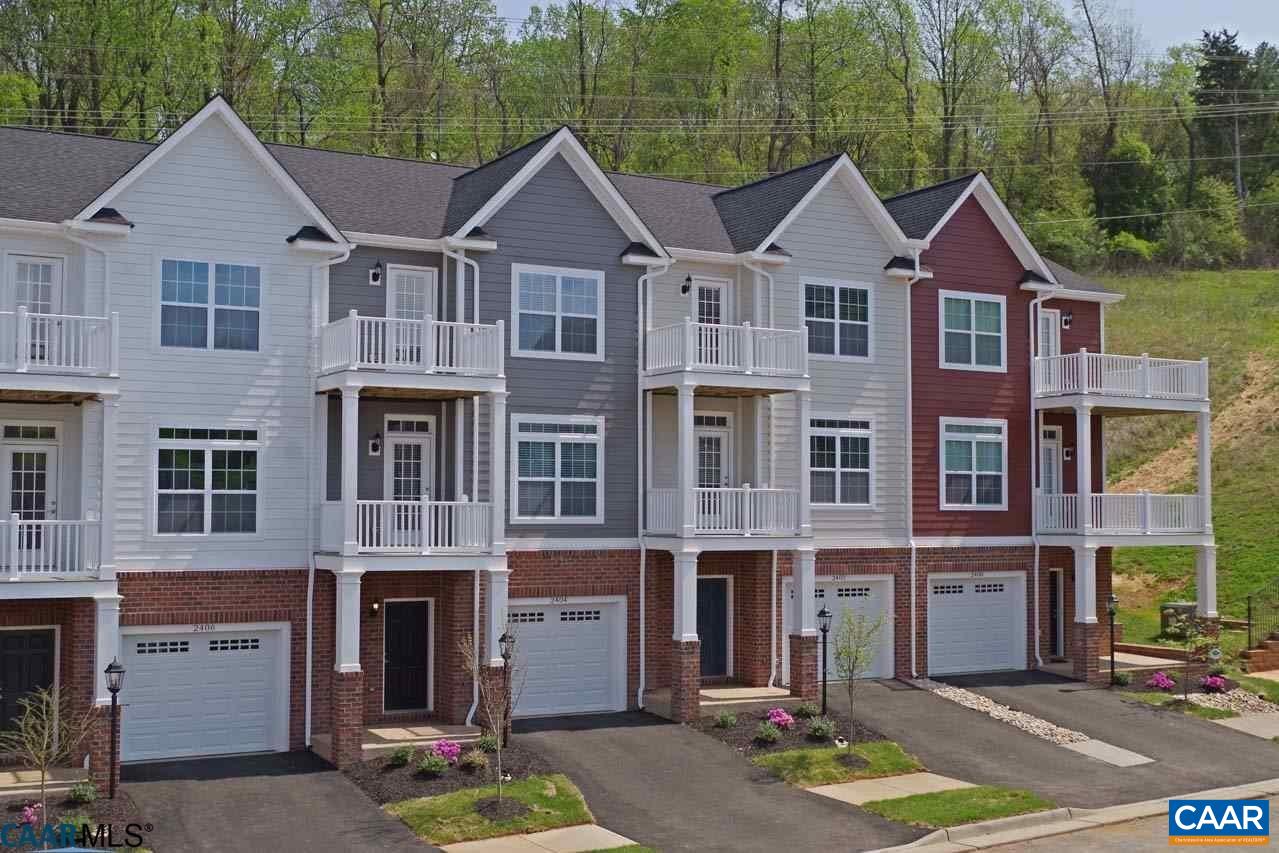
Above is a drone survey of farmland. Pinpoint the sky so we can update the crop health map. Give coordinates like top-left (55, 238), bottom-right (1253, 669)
top-left (491, 0), bottom-right (1279, 53)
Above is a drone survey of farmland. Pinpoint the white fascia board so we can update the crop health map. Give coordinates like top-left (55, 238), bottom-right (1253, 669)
top-left (1019, 282), bottom-right (1124, 304)
top-left (344, 232), bottom-right (446, 252)
top-left (668, 247), bottom-right (737, 264)
top-left (443, 237), bottom-right (499, 252)
top-left (621, 253), bottom-right (666, 266)
top-left (886, 267), bottom-right (933, 280)
top-left (754, 155), bottom-right (912, 255)
top-left (62, 219), bottom-right (131, 237)
top-left (453, 128), bottom-right (669, 260)
top-left (289, 239), bottom-right (355, 254)
top-left (0, 217), bottom-right (63, 234)
top-left (73, 97), bottom-right (347, 245)
top-left (925, 174), bottom-right (1055, 283)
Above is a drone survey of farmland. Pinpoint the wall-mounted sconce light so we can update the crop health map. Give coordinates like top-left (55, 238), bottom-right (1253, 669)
top-left (369, 260), bottom-right (384, 286)
top-left (1061, 309), bottom-right (1073, 329)
top-left (369, 431), bottom-right (383, 456)
top-left (681, 274), bottom-right (692, 295)
top-left (1063, 447), bottom-right (1075, 462)
top-left (371, 601), bottom-right (381, 616)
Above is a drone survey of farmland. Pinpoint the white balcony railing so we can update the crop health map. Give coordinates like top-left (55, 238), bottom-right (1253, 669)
top-left (319, 312), bottom-right (503, 377)
top-left (1035, 350), bottom-right (1208, 401)
top-left (0, 515), bottom-right (101, 576)
top-left (646, 318), bottom-right (806, 377)
top-left (0, 308), bottom-right (119, 376)
top-left (1035, 492), bottom-right (1206, 534)
top-left (646, 486), bottom-right (800, 536)
top-left (355, 498), bottom-right (491, 553)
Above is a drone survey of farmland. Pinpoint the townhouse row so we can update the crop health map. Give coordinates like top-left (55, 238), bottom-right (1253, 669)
top-left (0, 97), bottom-right (1215, 784)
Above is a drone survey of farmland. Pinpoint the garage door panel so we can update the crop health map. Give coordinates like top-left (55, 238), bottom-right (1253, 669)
top-left (511, 602), bottom-right (622, 717)
top-left (784, 578), bottom-right (894, 684)
top-left (928, 578), bottom-right (1024, 676)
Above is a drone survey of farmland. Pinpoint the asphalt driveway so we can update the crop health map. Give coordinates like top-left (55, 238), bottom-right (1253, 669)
top-left (123, 751), bottom-right (431, 853)
top-left (515, 711), bottom-right (924, 853)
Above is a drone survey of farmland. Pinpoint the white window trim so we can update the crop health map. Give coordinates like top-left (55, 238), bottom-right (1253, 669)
top-left (509, 413), bottom-right (606, 524)
top-left (509, 263), bottom-right (606, 362)
top-left (938, 416), bottom-right (1008, 512)
top-left (809, 413), bottom-right (876, 509)
top-left (383, 264), bottom-right (440, 319)
top-left (938, 289), bottom-right (1006, 373)
top-left (802, 277), bottom-right (874, 363)
top-left (154, 256), bottom-right (267, 355)
top-left (151, 422), bottom-right (264, 539)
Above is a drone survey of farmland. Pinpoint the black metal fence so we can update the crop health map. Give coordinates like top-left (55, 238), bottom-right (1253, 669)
top-left (1247, 576), bottom-right (1279, 649)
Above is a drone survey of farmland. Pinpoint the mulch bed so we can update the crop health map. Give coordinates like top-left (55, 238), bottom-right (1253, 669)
top-left (690, 706), bottom-right (884, 756)
top-left (346, 740), bottom-right (554, 805)
top-left (0, 790), bottom-right (147, 851)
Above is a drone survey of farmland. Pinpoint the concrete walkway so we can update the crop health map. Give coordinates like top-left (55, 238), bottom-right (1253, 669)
top-left (812, 772), bottom-right (974, 806)
top-left (443, 824), bottom-right (636, 853)
top-left (1216, 712), bottom-right (1279, 739)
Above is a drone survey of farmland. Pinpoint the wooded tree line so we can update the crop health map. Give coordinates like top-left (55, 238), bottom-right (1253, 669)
top-left (1, 0), bottom-right (1277, 269)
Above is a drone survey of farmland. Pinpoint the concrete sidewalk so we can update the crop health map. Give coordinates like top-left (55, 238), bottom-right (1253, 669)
top-left (442, 824), bottom-right (636, 853)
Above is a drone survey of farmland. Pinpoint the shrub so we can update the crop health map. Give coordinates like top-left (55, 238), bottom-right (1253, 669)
top-left (1200, 675), bottom-right (1229, 694)
top-left (418, 752), bottom-right (449, 777)
top-left (388, 745), bottom-right (415, 768)
top-left (431, 738), bottom-right (462, 764)
top-left (476, 733), bottom-right (500, 753)
top-left (1208, 663), bottom-right (1228, 677)
top-left (67, 782), bottom-right (97, 805)
top-left (792, 702), bottom-right (820, 720)
top-left (1146, 671), bottom-right (1177, 691)
top-left (754, 721), bottom-right (781, 744)
top-left (458, 748), bottom-right (489, 772)
top-left (765, 707), bottom-right (795, 730)
top-left (713, 711), bottom-right (737, 729)
top-left (1111, 671), bottom-right (1131, 687)
top-left (806, 717), bottom-right (836, 741)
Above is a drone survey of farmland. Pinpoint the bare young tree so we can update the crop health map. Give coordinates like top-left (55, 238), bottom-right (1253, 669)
top-left (1073, 0), bottom-right (1140, 214)
top-left (832, 609), bottom-right (885, 754)
top-left (915, 0), bottom-right (992, 176)
top-left (459, 631), bottom-right (525, 801)
top-left (0, 687), bottom-right (95, 822)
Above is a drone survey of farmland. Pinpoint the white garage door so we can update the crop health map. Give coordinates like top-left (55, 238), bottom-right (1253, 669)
top-left (509, 600), bottom-right (624, 718)
top-left (122, 626), bottom-right (287, 762)
top-left (928, 576), bottom-right (1025, 676)
top-left (784, 577), bottom-right (894, 683)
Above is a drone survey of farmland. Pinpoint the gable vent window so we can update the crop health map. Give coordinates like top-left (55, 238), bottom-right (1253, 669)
top-left (209, 637), bottom-right (261, 652)
top-left (560, 609), bottom-right (602, 622)
top-left (135, 640), bottom-right (189, 654)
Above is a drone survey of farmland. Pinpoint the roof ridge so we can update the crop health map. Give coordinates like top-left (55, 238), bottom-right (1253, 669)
top-left (266, 139), bottom-right (471, 170)
top-left (0, 124), bottom-right (155, 148)
top-left (712, 153), bottom-right (843, 199)
top-left (882, 171), bottom-right (981, 203)
top-left (607, 170), bottom-right (730, 190)
top-left (457, 126), bottom-right (564, 180)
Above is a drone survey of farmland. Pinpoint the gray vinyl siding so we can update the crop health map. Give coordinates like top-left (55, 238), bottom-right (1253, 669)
top-left (325, 396), bottom-right (451, 501)
top-left (474, 153), bottom-right (639, 539)
top-left (328, 246), bottom-right (449, 322)
top-left (772, 179), bottom-right (910, 543)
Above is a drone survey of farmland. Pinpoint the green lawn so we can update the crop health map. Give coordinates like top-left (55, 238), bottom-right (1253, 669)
top-left (385, 774), bottom-right (593, 845)
top-left (1117, 605), bottom-right (1249, 661)
top-left (1120, 690), bottom-right (1238, 720)
top-left (862, 786), bottom-right (1055, 829)
top-left (1234, 673), bottom-right (1279, 703)
top-left (750, 741), bottom-right (922, 787)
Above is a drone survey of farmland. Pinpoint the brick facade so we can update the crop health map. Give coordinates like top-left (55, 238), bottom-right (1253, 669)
top-left (330, 670), bottom-right (363, 768)
top-left (787, 634), bottom-right (818, 700)
top-left (668, 640), bottom-right (700, 721)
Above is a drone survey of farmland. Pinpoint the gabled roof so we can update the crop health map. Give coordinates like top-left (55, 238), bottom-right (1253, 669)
top-left (443, 130), bottom-right (559, 235)
top-left (607, 173), bottom-right (733, 254)
top-left (712, 156), bottom-right (841, 253)
top-left (0, 127), bottom-right (150, 223)
top-left (881, 173), bottom-right (979, 240)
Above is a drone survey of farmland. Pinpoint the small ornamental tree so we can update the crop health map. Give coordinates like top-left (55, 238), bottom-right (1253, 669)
top-left (1166, 611), bottom-right (1211, 701)
top-left (0, 687), bottom-right (95, 823)
top-left (832, 609), bottom-right (885, 754)
top-left (459, 631), bottom-right (526, 802)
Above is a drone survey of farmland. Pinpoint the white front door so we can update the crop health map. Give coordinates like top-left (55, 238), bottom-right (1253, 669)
top-left (1040, 427), bottom-right (1064, 528)
top-left (694, 279), bottom-right (732, 366)
top-left (509, 600), bottom-right (625, 717)
top-left (1038, 308), bottom-right (1060, 358)
top-left (5, 445), bottom-right (58, 569)
top-left (695, 425), bottom-right (733, 529)
top-left (387, 266), bottom-right (437, 365)
top-left (10, 257), bottom-right (64, 366)
top-left (385, 434), bottom-right (434, 547)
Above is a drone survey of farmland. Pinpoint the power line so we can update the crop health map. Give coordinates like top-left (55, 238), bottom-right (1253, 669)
top-left (1028, 200), bottom-right (1279, 225)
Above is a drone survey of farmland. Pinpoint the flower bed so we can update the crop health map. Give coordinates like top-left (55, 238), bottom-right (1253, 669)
top-left (0, 791), bottom-right (145, 853)
top-left (690, 706), bottom-right (883, 756)
top-left (346, 739), bottom-right (554, 805)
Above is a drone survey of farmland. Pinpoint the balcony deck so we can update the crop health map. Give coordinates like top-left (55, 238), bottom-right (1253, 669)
top-left (644, 320), bottom-right (809, 395)
top-left (316, 499), bottom-right (503, 571)
top-left (1034, 350), bottom-right (1208, 414)
top-left (0, 309), bottom-right (120, 400)
top-left (1036, 492), bottom-right (1211, 545)
top-left (0, 516), bottom-right (101, 579)
top-left (646, 487), bottom-right (803, 539)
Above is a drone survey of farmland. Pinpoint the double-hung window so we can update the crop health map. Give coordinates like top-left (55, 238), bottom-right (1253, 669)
top-left (156, 427), bottom-right (260, 534)
top-left (940, 418), bottom-right (1007, 510)
top-left (810, 417), bottom-right (872, 505)
top-left (805, 281), bottom-right (871, 359)
top-left (939, 290), bottom-right (1004, 371)
top-left (511, 415), bottom-right (604, 523)
top-left (512, 264), bottom-right (604, 360)
top-left (160, 259), bottom-right (261, 351)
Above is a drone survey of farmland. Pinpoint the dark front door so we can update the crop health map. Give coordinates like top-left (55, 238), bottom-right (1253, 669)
top-left (384, 601), bottom-right (430, 712)
top-left (698, 578), bottom-right (729, 678)
top-left (0, 630), bottom-right (54, 730)
top-left (1048, 572), bottom-right (1063, 658)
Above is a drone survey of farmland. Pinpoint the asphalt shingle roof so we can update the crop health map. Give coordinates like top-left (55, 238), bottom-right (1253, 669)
top-left (442, 130), bottom-right (559, 235)
top-left (1043, 257), bottom-right (1117, 295)
top-left (607, 173), bottom-right (733, 253)
top-left (881, 173), bottom-right (978, 240)
top-left (712, 155), bottom-right (841, 253)
top-left (0, 127), bottom-right (151, 222)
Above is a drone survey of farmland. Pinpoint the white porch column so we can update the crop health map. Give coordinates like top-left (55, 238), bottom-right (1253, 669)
top-left (1075, 403), bottom-right (1092, 533)
top-left (1198, 409), bottom-right (1213, 533)
top-left (677, 384), bottom-right (696, 538)
top-left (487, 568), bottom-right (510, 666)
top-left (454, 400), bottom-right (465, 499)
top-left (793, 549), bottom-right (817, 636)
top-left (315, 392), bottom-right (329, 507)
top-left (334, 569), bottom-right (364, 672)
top-left (93, 592), bottom-right (122, 704)
top-left (673, 551), bottom-right (699, 641)
top-left (1072, 544), bottom-right (1098, 624)
top-left (1196, 545), bottom-right (1218, 618)
top-left (489, 391), bottom-right (507, 553)
top-left (340, 386), bottom-right (360, 556)
top-left (797, 391), bottom-right (812, 536)
top-left (98, 396), bottom-right (119, 579)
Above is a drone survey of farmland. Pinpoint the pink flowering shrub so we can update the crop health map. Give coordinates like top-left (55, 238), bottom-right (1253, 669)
top-left (1200, 675), bottom-right (1229, 694)
top-left (765, 708), bottom-right (795, 730)
top-left (431, 739), bottom-right (462, 764)
top-left (20, 803), bottom-right (40, 827)
top-left (1145, 671), bottom-right (1177, 691)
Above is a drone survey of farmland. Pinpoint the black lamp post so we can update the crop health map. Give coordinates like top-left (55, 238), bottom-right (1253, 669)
top-left (104, 658), bottom-right (125, 799)
top-left (499, 631), bottom-right (514, 746)
top-left (1106, 593), bottom-right (1119, 686)
top-left (817, 606), bottom-right (833, 715)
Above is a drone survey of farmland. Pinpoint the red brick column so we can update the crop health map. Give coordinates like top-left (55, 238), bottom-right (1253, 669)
top-left (788, 634), bottom-right (819, 700)
top-left (1071, 622), bottom-right (1103, 683)
top-left (330, 670), bottom-right (364, 768)
top-left (86, 704), bottom-right (120, 797)
top-left (669, 640), bottom-right (701, 722)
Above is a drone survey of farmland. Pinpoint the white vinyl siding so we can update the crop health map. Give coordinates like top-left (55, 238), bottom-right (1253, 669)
top-left (940, 417), bottom-right (1008, 511)
top-left (939, 290), bottom-right (1005, 372)
top-left (510, 263), bottom-right (604, 361)
top-left (510, 414), bottom-right (604, 524)
top-left (810, 417), bottom-right (873, 506)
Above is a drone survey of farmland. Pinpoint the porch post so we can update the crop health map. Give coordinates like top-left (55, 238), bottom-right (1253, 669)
top-left (489, 391), bottom-right (507, 554)
top-left (1198, 409), bottom-right (1213, 533)
top-left (98, 396), bottom-right (118, 579)
top-left (670, 550), bottom-right (701, 722)
top-left (334, 569), bottom-right (364, 672)
top-left (1075, 403), bottom-right (1092, 533)
top-left (788, 549), bottom-right (819, 700)
top-left (340, 386), bottom-right (360, 556)
top-left (331, 568), bottom-right (365, 768)
top-left (92, 593), bottom-right (122, 704)
top-left (1072, 543), bottom-right (1097, 624)
top-left (1196, 544), bottom-right (1218, 618)
top-left (487, 568), bottom-right (510, 666)
top-left (797, 391), bottom-right (812, 536)
top-left (677, 384), bottom-right (696, 538)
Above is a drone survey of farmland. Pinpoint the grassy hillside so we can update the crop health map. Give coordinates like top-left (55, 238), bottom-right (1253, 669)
top-left (1100, 269), bottom-right (1279, 636)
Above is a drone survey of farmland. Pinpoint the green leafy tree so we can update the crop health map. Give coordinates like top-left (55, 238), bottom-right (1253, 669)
top-left (1158, 176), bottom-right (1247, 268)
top-left (1095, 135), bottom-right (1173, 240)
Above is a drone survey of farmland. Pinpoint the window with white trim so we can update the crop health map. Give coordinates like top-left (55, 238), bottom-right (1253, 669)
top-left (511, 415), bottom-right (604, 523)
top-left (512, 264), bottom-right (604, 359)
top-left (156, 426), bottom-right (260, 534)
top-left (160, 259), bottom-right (261, 351)
top-left (940, 291), bottom-right (1004, 370)
top-left (940, 418), bottom-right (1006, 509)
top-left (805, 282), bottom-right (870, 358)
top-left (809, 417), bottom-right (872, 505)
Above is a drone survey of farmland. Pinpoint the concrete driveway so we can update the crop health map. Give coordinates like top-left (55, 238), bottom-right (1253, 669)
top-left (515, 711), bottom-right (925, 853)
top-left (123, 751), bottom-right (432, 853)
top-left (834, 675), bottom-right (1279, 810)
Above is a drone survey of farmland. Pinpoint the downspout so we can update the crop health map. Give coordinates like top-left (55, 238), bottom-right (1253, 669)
top-left (466, 568), bottom-right (480, 725)
top-left (636, 258), bottom-right (672, 708)
top-left (1028, 284), bottom-right (1060, 669)
top-left (905, 249), bottom-right (922, 678)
